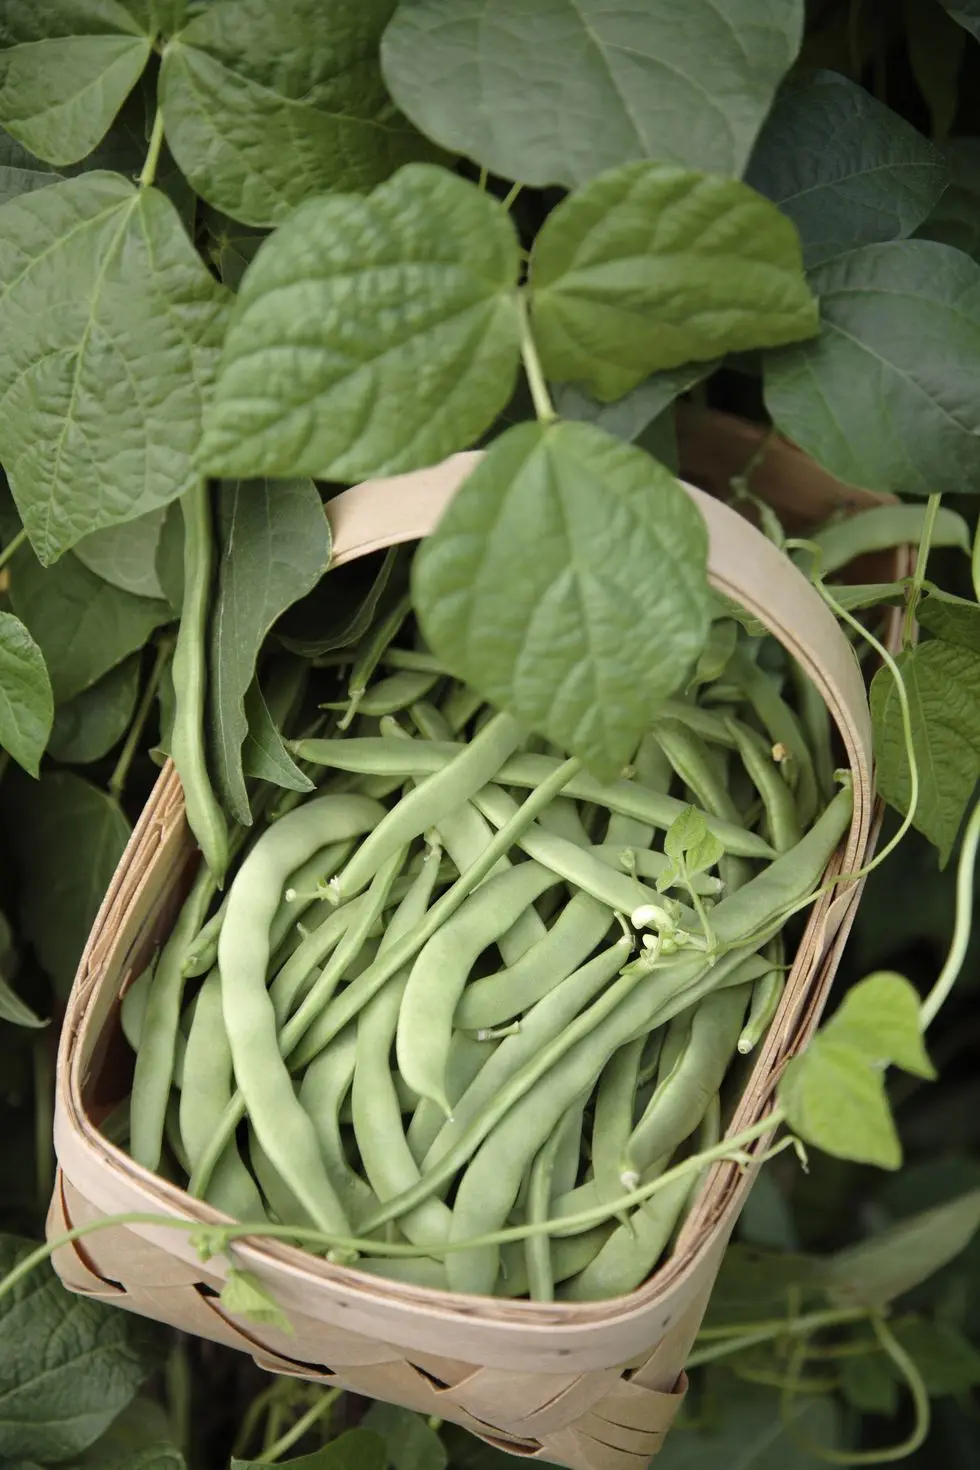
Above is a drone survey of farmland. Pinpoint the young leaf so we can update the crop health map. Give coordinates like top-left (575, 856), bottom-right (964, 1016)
top-left (5, 771), bottom-right (130, 994)
top-left (381, 0), bottom-right (805, 187)
top-left (779, 1036), bottom-right (902, 1170)
top-left (203, 165), bottom-right (522, 482)
top-left (0, 173), bottom-right (231, 564)
top-left (241, 679), bottom-right (314, 794)
top-left (0, 2), bottom-right (154, 166)
top-left (939, 0), bottom-right (980, 39)
top-left (75, 509), bottom-right (169, 600)
top-left (746, 70), bottom-right (948, 269)
top-left (917, 138), bottom-right (980, 259)
top-left (896, 1319), bottom-right (980, 1395)
top-left (0, 612), bottom-right (54, 777)
top-left (529, 163), bottom-right (818, 400)
top-left (49, 654), bottom-right (142, 765)
top-left (828, 972), bottom-right (936, 1079)
top-left (209, 479), bottom-right (330, 826)
top-left (687, 829), bottom-right (726, 878)
top-left (412, 420), bottom-right (710, 781)
top-left (870, 642), bottom-right (980, 864)
top-left (9, 544), bottom-right (171, 704)
top-left (764, 240), bottom-right (980, 499)
top-left (664, 805), bottom-right (709, 861)
top-left (823, 1189), bottom-right (980, 1308)
top-left (362, 1402), bottom-right (448, 1470)
top-left (0, 129), bottom-right (61, 205)
top-left (0, 975), bottom-right (46, 1028)
top-left (160, 0), bottom-right (429, 229)
top-left (840, 1352), bottom-right (901, 1416)
top-left (0, 1233), bottom-right (163, 1463)
top-left (233, 1430), bottom-right (386, 1470)
top-left (219, 1268), bottom-right (292, 1333)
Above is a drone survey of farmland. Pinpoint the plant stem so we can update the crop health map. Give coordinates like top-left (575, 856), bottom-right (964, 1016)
top-left (165, 1343), bottom-right (192, 1458)
top-left (478, 165), bottom-right (488, 191)
top-left (687, 1306), bottom-right (868, 1367)
top-left (502, 181), bottom-right (523, 211)
top-left (519, 298), bottom-right (556, 423)
top-left (901, 491), bottom-right (941, 649)
top-left (108, 636), bottom-right (174, 800)
top-left (139, 110), bottom-right (167, 189)
top-left (258, 1388), bottom-right (341, 1463)
top-left (0, 527), bottom-right (27, 573)
top-left (920, 791), bottom-right (980, 1029)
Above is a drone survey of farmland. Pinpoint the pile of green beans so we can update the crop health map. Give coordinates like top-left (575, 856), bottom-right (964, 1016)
top-left (119, 624), bottom-right (852, 1302)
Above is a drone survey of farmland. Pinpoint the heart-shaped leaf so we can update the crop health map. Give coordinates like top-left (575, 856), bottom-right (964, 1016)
top-left (0, 612), bottom-right (53, 776)
top-left (413, 420), bottom-right (710, 780)
top-left (779, 1036), bottom-right (902, 1169)
top-left (827, 972), bottom-right (936, 1079)
top-left (530, 163), bottom-right (818, 400)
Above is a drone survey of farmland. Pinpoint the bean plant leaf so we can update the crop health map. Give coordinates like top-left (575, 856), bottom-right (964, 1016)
top-left (939, 0), bottom-right (980, 38)
top-left (233, 1430), bottom-right (387, 1470)
top-left (0, 172), bottom-right (231, 564)
top-left (870, 641), bottom-right (980, 865)
top-left (6, 772), bottom-right (130, 993)
top-left (201, 206), bottom-right (267, 291)
top-left (75, 509), bottom-right (169, 600)
top-left (780, 1035), bottom-right (902, 1169)
top-left (0, 976), bottom-right (46, 1028)
top-left (241, 679), bottom-right (314, 793)
top-left (413, 420), bottom-right (710, 781)
top-left (0, 612), bottom-right (54, 777)
top-left (381, 0), bottom-right (805, 187)
top-left (553, 363), bottom-right (714, 448)
top-left (0, 1), bottom-right (154, 166)
top-left (653, 1377), bottom-right (840, 1468)
top-left (746, 70), bottom-right (947, 269)
top-left (905, 0), bottom-right (966, 144)
top-left (9, 543), bottom-right (171, 704)
top-left (529, 163), bottom-right (818, 401)
top-left (160, 0), bottom-right (430, 229)
top-left (203, 165), bottom-right (522, 482)
top-left (764, 240), bottom-right (980, 499)
top-left (49, 654), bottom-right (142, 765)
top-left (90, 1450), bottom-right (186, 1470)
top-left (823, 1189), bottom-right (980, 1307)
top-left (840, 1352), bottom-right (900, 1416)
top-left (897, 1319), bottom-right (980, 1395)
top-left (827, 972), bottom-right (936, 1079)
top-left (210, 478), bottom-right (330, 825)
top-left (362, 1403), bottom-right (448, 1470)
top-left (0, 129), bottom-right (61, 204)
top-left (917, 139), bottom-right (980, 259)
top-left (219, 1269), bottom-right (292, 1333)
top-left (76, 1397), bottom-right (183, 1466)
top-left (0, 1233), bottom-right (162, 1462)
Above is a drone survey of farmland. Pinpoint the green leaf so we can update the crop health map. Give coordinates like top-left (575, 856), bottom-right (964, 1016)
top-left (10, 542), bottom-right (171, 704)
top-left (0, 1), bottom-right (153, 166)
top-left (917, 139), bottom-right (980, 259)
top-left (870, 642), bottom-right (980, 865)
top-left (823, 1189), bottom-right (980, 1307)
top-left (905, 0), bottom-right (966, 144)
top-left (76, 1396), bottom-right (180, 1465)
top-left (203, 165), bottom-right (521, 482)
top-left (0, 172), bottom-right (231, 564)
top-left (553, 362), bottom-right (713, 446)
top-left (49, 653), bottom-right (141, 765)
top-left (917, 589), bottom-right (980, 651)
top-left (828, 972), bottom-right (936, 1079)
top-left (938, 0), bottom-right (980, 39)
top-left (779, 1036), bottom-right (902, 1169)
top-left (840, 1352), bottom-right (900, 1416)
top-left (233, 1430), bottom-right (387, 1470)
top-left (362, 1403), bottom-right (448, 1470)
top-left (201, 205), bottom-right (267, 290)
top-left (412, 420), bottom-right (710, 780)
top-left (0, 128), bottom-right (61, 204)
top-left (701, 1245), bottom-right (823, 1330)
top-left (279, 545), bottom-right (400, 659)
top-left (210, 478), bottom-right (330, 825)
top-left (381, 0), bottom-right (805, 187)
top-left (745, 69), bottom-right (948, 269)
top-left (664, 805), bottom-right (709, 861)
top-left (687, 829), bottom-right (726, 878)
top-left (0, 611), bottom-right (53, 777)
top-left (896, 1319), bottom-right (980, 1395)
top-left (529, 162), bottom-right (818, 400)
top-left (653, 1377), bottom-right (840, 1469)
top-left (764, 240), bottom-right (980, 499)
top-left (241, 678), bottom-right (314, 793)
top-left (6, 771), bottom-right (130, 993)
top-left (75, 508), bottom-right (169, 600)
top-left (0, 1233), bottom-right (163, 1462)
top-left (0, 975), bottom-right (46, 1028)
top-left (160, 0), bottom-right (429, 229)
top-left (219, 1268), bottom-right (292, 1332)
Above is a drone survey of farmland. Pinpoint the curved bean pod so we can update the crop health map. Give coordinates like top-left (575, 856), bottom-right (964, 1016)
top-left (298, 1028), bottom-right (378, 1227)
top-left (727, 718), bottom-right (802, 854)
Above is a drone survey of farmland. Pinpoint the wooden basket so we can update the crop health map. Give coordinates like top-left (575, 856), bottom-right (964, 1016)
top-left (47, 424), bottom-right (905, 1470)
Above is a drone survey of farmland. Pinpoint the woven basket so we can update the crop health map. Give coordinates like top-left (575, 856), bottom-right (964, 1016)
top-left (48, 425), bottom-right (905, 1470)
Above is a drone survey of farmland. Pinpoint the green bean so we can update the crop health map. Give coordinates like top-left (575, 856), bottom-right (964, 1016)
top-left (558, 1161), bottom-right (698, 1302)
top-left (293, 738), bottom-right (776, 860)
top-left (329, 712), bottom-right (525, 903)
top-left (250, 1129), bottom-right (317, 1228)
top-left (355, 1255), bottom-right (451, 1288)
top-left (381, 647), bottom-right (444, 674)
top-left (592, 1036), bottom-right (646, 1214)
top-left (324, 669), bottom-right (439, 720)
top-left (298, 1028), bottom-right (378, 1227)
top-left (621, 983), bottom-right (751, 1184)
top-left (727, 718), bottom-right (802, 854)
top-left (440, 681), bottom-right (485, 734)
top-left (269, 901), bottom-right (362, 1027)
top-left (454, 891), bottom-right (613, 1031)
top-left (120, 961), bottom-right (155, 1052)
top-left (791, 662), bottom-right (837, 803)
top-left (536, 798), bottom-right (593, 847)
top-left (406, 1032), bottom-right (496, 1164)
top-left (499, 1227), bottom-right (612, 1298)
top-left (165, 1093), bottom-right (191, 1176)
top-left (651, 699), bottom-right (738, 749)
top-left (652, 717), bottom-right (753, 892)
top-left (189, 758), bottom-right (583, 1197)
top-left (720, 647), bottom-right (819, 826)
top-left (523, 1103), bottom-right (589, 1301)
top-left (802, 503), bottom-right (970, 575)
top-left (339, 592), bottom-right (412, 730)
top-left (737, 939), bottom-right (786, 1056)
top-left (177, 970), bottom-right (266, 1221)
top-left (130, 864), bottom-right (215, 1171)
top-left (217, 794), bottom-right (385, 1233)
top-left (351, 848), bottom-right (451, 1244)
top-left (396, 863), bottom-right (562, 1115)
top-left (171, 481), bottom-right (228, 882)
